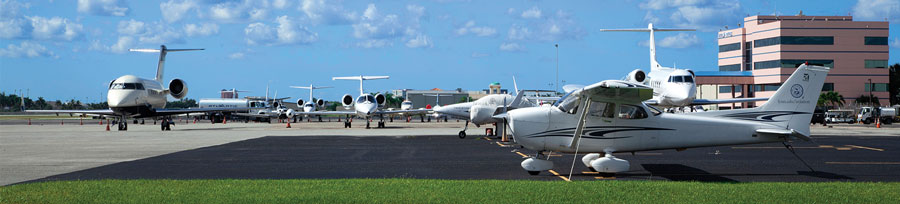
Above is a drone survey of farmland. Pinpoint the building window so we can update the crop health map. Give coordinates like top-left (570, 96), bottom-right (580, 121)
top-left (754, 59), bottom-right (834, 70)
top-left (823, 83), bottom-right (834, 92)
top-left (754, 60), bottom-right (781, 69)
top-left (719, 43), bottom-right (741, 52)
top-left (754, 37), bottom-right (780, 48)
top-left (719, 64), bottom-right (741, 71)
top-left (865, 83), bottom-right (889, 92)
top-left (719, 85), bottom-right (742, 93)
top-left (752, 83), bottom-right (781, 92)
top-left (754, 36), bottom-right (834, 48)
top-left (865, 60), bottom-right (888, 68)
top-left (864, 37), bottom-right (888, 45)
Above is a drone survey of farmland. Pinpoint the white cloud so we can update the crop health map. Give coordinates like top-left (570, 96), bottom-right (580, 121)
top-left (184, 23), bottom-right (218, 37)
top-left (505, 10), bottom-right (584, 42)
top-left (109, 36), bottom-right (134, 53)
top-left (244, 15), bottom-right (318, 45)
top-left (272, 0), bottom-right (290, 9)
top-left (639, 0), bottom-right (743, 32)
top-left (352, 4), bottom-right (404, 39)
top-left (77, 0), bottom-right (128, 16)
top-left (356, 39), bottom-right (391, 48)
top-left (0, 41), bottom-right (56, 58)
top-left (521, 6), bottom-right (542, 19)
top-left (1, 0), bottom-right (29, 18)
top-left (0, 18), bottom-right (27, 39)
top-left (208, 1), bottom-right (267, 23)
top-left (891, 38), bottom-right (900, 48)
top-left (405, 34), bottom-right (432, 48)
top-left (455, 20), bottom-right (497, 37)
top-left (853, 0), bottom-right (900, 23)
top-left (117, 19), bottom-right (145, 35)
top-left (160, 0), bottom-right (197, 23)
top-left (499, 42), bottom-right (525, 52)
top-left (228, 52), bottom-right (245, 59)
top-left (640, 33), bottom-right (701, 48)
top-left (28, 16), bottom-right (83, 41)
top-left (300, 0), bottom-right (358, 25)
top-left (407, 4), bottom-right (426, 19)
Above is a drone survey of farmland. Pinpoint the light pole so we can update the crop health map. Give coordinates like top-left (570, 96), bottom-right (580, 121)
top-left (555, 44), bottom-right (559, 95)
top-left (868, 78), bottom-right (873, 106)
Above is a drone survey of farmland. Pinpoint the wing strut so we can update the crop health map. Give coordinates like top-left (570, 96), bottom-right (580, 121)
top-left (567, 96), bottom-right (592, 181)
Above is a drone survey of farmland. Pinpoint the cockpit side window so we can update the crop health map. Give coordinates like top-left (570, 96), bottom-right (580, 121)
top-left (587, 102), bottom-right (615, 118)
top-left (618, 104), bottom-right (648, 119)
top-left (683, 75), bottom-right (694, 83)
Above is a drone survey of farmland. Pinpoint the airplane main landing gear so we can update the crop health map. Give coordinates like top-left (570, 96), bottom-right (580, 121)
top-left (160, 118), bottom-right (172, 131)
top-left (588, 152), bottom-right (629, 175)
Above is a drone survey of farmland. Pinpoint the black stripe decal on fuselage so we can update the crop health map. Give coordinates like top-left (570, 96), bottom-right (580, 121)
top-left (718, 111), bottom-right (810, 122)
top-left (525, 126), bottom-right (673, 139)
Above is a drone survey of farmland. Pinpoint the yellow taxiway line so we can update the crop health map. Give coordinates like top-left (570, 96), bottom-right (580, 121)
top-left (547, 170), bottom-right (571, 182)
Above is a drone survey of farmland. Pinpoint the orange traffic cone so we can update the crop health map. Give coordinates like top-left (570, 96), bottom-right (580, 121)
top-left (223, 117), bottom-right (227, 124)
top-left (876, 119), bottom-right (881, 128)
top-left (27, 119), bottom-right (31, 125)
top-left (286, 122), bottom-right (292, 128)
top-left (99, 119), bottom-right (102, 125)
top-left (106, 124), bottom-right (110, 131)
top-left (80, 118), bottom-right (84, 125)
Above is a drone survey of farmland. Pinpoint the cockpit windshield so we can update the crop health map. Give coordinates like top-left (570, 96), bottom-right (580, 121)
top-left (554, 90), bottom-right (581, 113)
top-left (109, 83), bottom-right (144, 90)
top-left (357, 95), bottom-right (376, 103)
top-left (668, 75), bottom-right (694, 83)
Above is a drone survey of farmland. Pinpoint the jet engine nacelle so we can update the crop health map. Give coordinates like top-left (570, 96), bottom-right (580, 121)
top-left (626, 69), bottom-right (646, 83)
top-left (285, 109), bottom-right (295, 119)
top-left (470, 104), bottom-right (499, 125)
top-left (341, 94), bottom-right (353, 106)
top-left (168, 78), bottom-right (188, 99)
top-left (374, 94), bottom-right (386, 107)
top-left (316, 99), bottom-right (325, 107)
top-left (296, 99), bottom-right (305, 105)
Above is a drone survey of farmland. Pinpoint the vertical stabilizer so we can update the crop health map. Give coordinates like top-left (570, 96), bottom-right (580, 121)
top-left (599, 24), bottom-right (694, 71)
top-left (758, 64), bottom-right (830, 136)
top-left (333, 76), bottom-right (389, 96)
top-left (129, 45), bottom-right (203, 82)
top-left (290, 84), bottom-right (333, 102)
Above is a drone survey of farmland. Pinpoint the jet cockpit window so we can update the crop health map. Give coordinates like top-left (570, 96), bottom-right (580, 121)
top-left (683, 75), bottom-right (694, 83)
top-left (109, 83), bottom-right (144, 90)
top-left (618, 104), bottom-right (648, 119)
top-left (645, 103), bottom-right (663, 115)
top-left (357, 95), bottom-right (376, 103)
top-left (669, 76), bottom-right (684, 83)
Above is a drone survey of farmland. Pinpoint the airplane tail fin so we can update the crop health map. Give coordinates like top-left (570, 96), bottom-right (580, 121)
top-left (130, 45), bottom-right (203, 82)
top-left (333, 76), bottom-right (389, 95)
top-left (599, 24), bottom-right (694, 71)
top-left (702, 64), bottom-right (829, 137)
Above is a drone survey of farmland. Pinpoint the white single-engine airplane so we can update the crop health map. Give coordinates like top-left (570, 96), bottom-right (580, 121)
top-left (433, 78), bottom-right (534, 138)
top-left (296, 75), bottom-right (430, 128)
top-left (601, 23), bottom-right (767, 108)
top-left (26, 45), bottom-right (255, 131)
top-left (505, 64), bottom-right (828, 176)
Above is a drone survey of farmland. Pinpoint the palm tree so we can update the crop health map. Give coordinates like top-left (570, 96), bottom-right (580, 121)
top-left (854, 94), bottom-right (880, 107)
top-left (818, 91), bottom-right (844, 109)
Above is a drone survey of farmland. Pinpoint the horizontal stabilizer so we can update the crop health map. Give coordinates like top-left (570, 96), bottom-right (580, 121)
top-left (756, 129), bottom-right (811, 141)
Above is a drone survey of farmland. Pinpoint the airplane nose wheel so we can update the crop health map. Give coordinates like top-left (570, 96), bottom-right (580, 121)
top-left (458, 131), bottom-right (466, 139)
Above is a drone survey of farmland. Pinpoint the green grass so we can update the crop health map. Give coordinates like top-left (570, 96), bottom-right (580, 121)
top-left (2, 179), bottom-right (898, 203)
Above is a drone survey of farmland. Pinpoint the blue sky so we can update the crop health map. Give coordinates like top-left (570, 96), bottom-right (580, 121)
top-left (1, 0), bottom-right (898, 102)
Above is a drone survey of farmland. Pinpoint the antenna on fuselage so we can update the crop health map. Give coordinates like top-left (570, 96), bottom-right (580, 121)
top-left (332, 76), bottom-right (389, 96)
top-left (129, 45), bottom-right (204, 83)
top-left (599, 24), bottom-right (694, 71)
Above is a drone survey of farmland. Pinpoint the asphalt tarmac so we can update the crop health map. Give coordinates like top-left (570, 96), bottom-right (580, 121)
top-left (25, 134), bottom-right (900, 183)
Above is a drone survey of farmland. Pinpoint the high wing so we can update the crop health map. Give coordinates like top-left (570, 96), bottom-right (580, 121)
top-left (644, 97), bottom-right (770, 106)
top-left (579, 80), bottom-right (654, 103)
top-left (25, 109), bottom-right (116, 116)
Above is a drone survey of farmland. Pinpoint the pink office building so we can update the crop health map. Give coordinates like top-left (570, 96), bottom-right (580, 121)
top-left (697, 14), bottom-right (890, 109)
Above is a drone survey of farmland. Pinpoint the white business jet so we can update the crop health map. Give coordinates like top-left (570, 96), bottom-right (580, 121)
top-left (296, 76), bottom-right (430, 128)
top-left (600, 24), bottom-right (767, 108)
top-left (504, 64), bottom-right (828, 176)
top-left (433, 78), bottom-right (534, 138)
top-left (26, 45), bottom-right (255, 131)
top-left (289, 84), bottom-right (332, 121)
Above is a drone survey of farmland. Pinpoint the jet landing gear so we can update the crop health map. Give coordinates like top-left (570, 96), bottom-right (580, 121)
top-left (458, 120), bottom-right (469, 139)
top-left (160, 118), bottom-right (173, 131)
top-left (117, 115), bottom-right (128, 131)
top-left (343, 115), bottom-right (352, 128)
top-left (376, 115), bottom-right (386, 128)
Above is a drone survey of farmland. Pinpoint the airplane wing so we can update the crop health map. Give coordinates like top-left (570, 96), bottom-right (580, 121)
top-left (294, 111), bottom-right (357, 116)
top-left (644, 97), bottom-right (770, 106)
top-left (376, 109), bottom-right (432, 115)
top-left (578, 80), bottom-right (654, 103)
top-left (25, 109), bottom-right (117, 116)
top-left (154, 107), bottom-right (261, 116)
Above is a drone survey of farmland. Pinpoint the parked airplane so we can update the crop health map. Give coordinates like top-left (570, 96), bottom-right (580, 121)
top-left (296, 76), bottom-right (430, 128)
top-left (504, 64), bottom-right (828, 176)
top-left (433, 77), bottom-right (534, 138)
top-left (26, 45), bottom-right (254, 131)
top-left (600, 23), bottom-right (767, 107)
top-left (289, 84), bottom-right (332, 121)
